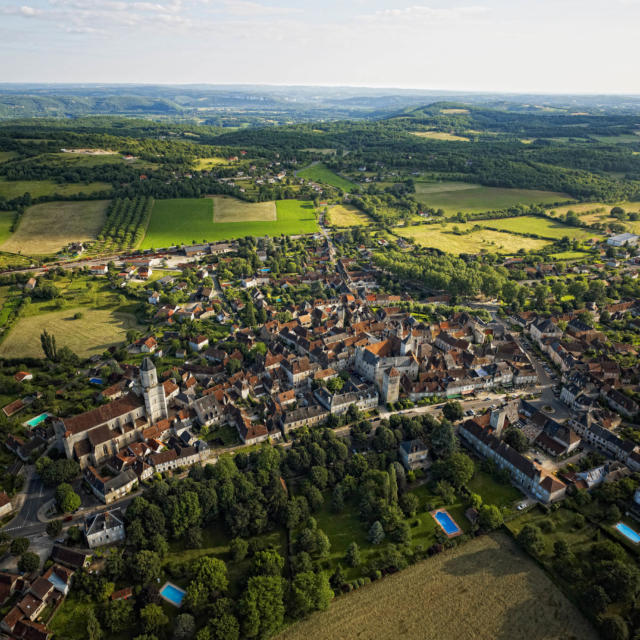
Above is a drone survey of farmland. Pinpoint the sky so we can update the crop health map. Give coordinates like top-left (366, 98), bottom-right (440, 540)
top-left (1, 0), bottom-right (640, 93)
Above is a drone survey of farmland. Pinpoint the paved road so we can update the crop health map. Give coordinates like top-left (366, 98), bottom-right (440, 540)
top-left (4, 474), bottom-right (53, 537)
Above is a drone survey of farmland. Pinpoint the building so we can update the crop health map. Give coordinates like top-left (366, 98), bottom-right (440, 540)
top-left (607, 233), bottom-right (639, 247)
top-left (399, 439), bottom-right (429, 470)
top-left (0, 492), bottom-right (12, 518)
top-left (84, 467), bottom-right (138, 504)
top-left (84, 508), bottom-right (125, 548)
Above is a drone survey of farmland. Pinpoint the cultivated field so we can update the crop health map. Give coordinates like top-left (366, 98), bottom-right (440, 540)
top-left (327, 204), bottom-right (371, 227)
top-left (411, 131), bottom-right (470, 142)
top-left (140, 197), bottom-right (318, 248)
top-left (1, 200), bottom-right (109, 255)
top-left (414, 181), bottom-right (569, 214)
top-left (278, 533), bottom-right (596, 640)
top-left (0, 212), bottom-right (13, 246)
top-left (211, 195), bottom-right (276, 222)
top-left (0, 308), bottom-right (143, 359)
top-left (0, 178), bottom-right (111, 200)
top-left (398, 223), bottom-right (550, 254)
top-left (194, 157), bottom-right (230, 170)
top-left (297, 163), bottom-right (356, 191)
top-left (481, 216), bottom-right (601, 241)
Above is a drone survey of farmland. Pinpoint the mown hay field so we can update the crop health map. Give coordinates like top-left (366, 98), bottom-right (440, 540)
top-left (0, 177), bottom-right (111, 200)
top-left (1, 200), bottom-right (109, 255)
top-left (0, 308), bottom-right (143, 359)
top-left (297, 163), bottom-right (356, 191)
top-left (140, 198), bottom-right (318, 248)
top-left (398, 223), bottom-right (550, 254)
top-left (327, 204), bottom-right (371, 227)
top-left (0, 211), bottom-right (14, 245)
top-left (414, 181), bottom-right (570, 214)
top-left (194, 157), bottom-right (231, 170)
top-left (211, 195), bottom-right (276, 222)
top-left (411, 131), bottom-right (470, 141)
top-left (481, 216), bottom-right (601, 241)
top-left (278, 533), bottom-right (597, 640)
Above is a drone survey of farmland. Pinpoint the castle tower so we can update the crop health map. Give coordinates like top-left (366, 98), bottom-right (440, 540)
top-left (140, 357), bottom-right (167, 424)
top-left (382, 367), bottom-right (401, 405)
top-left (140, 357), bottom-right (158, 388)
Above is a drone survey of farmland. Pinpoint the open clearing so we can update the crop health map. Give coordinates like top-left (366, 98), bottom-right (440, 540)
top-left (194, 157), bottom-right (230, 170)
top-left (0, 178), bottom-right (111, 200)
top-left (140, 197), bottom-right (318, 248)
top-left (1, 200), bottom-right (109, 255)
top-left (398, 223), bottom-right (550, 254)
top-left (211, 195), bottom-right (276, 222)
top-left (297, 163), bottom-right (356, 191)
top-left (414, 182), bottom-right (570, 214)
top-left (327, 204), bottom-right (371, 227)
top-left (441, 108), bottom-right (470, 114)
top-left (0, 152), bottom-right (17, 164)
top-left (411, 131), bottom-right (470, 142)
top-left (278, 533), bottom-right (596, 640)
top-left (0, 308), bottom-right (143, 359)
top-left (0, 212), bottom-right (14, 245)
top-left (481, 216), bottom-right (601, 241)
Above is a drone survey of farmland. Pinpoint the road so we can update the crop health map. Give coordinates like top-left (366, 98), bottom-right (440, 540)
top-left (4, 473), bottom-right (52, 538)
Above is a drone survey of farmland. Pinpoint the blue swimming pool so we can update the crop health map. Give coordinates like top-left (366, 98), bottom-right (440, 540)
top-left (433, 510), bottom-right (461, 536)
top-left (615, 522), bottom-right (640, 543)
top-left (25, 413), bottom-right (49, 428)
top-left (89, 377), bottom-right (103, 385)
top-left (160, 582), bottom-right (186, 606)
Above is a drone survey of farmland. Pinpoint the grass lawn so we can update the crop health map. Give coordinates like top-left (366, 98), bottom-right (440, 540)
top-left (0, 200), bottom-right (109, 256)
top-left (277, 532), bottom-right (597, 640)
top-left (297, 163), bottom-right (355, 191)
top-left (327, 204), bottom-right (371, 227)
top-left (140, 198), bottom-right (318, 249)
top-left (0, 211), bottom-right (14, 245)
top-left (467, 467), bottom-right (522, 508)
top-left (414, 181), bottom-right (569, 214)
top-left (0, 307), bottom-right (144, 358)
top-left (0, 177), bottom-right (111, 200)
top-left (411, 131), bottom-right (470, 142)
top-left (211, 195), bottom-right (276, 222)
top-left (397, 223), bottom-right (551, 254)
top-left (549, 250), bottom-right (590, 260)
top-left (481, 215), bottom-right (601, 241)
top-left (49, 596), bottom-right (94, 640)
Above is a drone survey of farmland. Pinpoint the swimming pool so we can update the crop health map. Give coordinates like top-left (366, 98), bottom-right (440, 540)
top-left (160, 582), bottom-right (186, 607)
top-left (25, 413), bottom-right (49, 428)
top-left (432, 509), bottom-right (462, 537)
top-left (89, 377), bottom-right (103, 385)
top-left (615, 522), bottom-right (640, 543)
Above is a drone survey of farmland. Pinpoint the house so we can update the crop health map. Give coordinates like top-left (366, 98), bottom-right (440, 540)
top-left (14, 372), bottom-right (33, 383)
top-left (84, 508), bottom-right (125, 548)
top-left (90, 264), bottom-right (108, 276)
top-left (140, 337), bottom-right (157, 354)
top-left (399, 439), bottom-right (429, 470)
top-left (24, 278), bottom-right (37, 291)
top-left (83, 467), bottom-right (138, 504)
top-left (607, 233), bottom-right (639, 247)
top-left (189, 335), bottom-right (209, 352)
top-left (148, 291), bottom-right (161, 305)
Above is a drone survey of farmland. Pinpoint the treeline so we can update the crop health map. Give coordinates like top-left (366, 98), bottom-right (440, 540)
top-left (97, 196), bottom-right (153, 251)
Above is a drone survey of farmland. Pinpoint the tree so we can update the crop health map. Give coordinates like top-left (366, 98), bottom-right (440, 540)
top-left (239, 575), bottom-right (285, 639)
top-left (173, 613), bottom-right (196, 640)
top-left (433, 452), bottom-right (474, 488)
top-left (141, 603), bottom-right (168, 634)
top-left (40, 329), bottom-right (58, 362)
top-left (517, 524), bottom-right (544, 556)
top-left (18, 552), bottom-right (39, 573)
top-left (86, 608), bottom-right (102, 640)
top-left (230, 537), bottom-right (249, 562)
top-left (103, 599), bottom-right (134, 634)
top-left (287, 571), bottom-right (333, 619)
top-left (430, 421), bottom-right (457, 458)
top-left (193, 556), bottom-right (228, 593)
top-left (132, 550), bottom-right (162, 585)
top-left (368, 520), bottom-right (385, 545)
top-left (582, 584), bottom-right (610, 616)
top-left (46, 519), bottom-right (63, 538)
top-left (478, 504), bottom-right (503, 530)
top-left (503, 428), bottom-right (528, 453)
top-left (600, 615), bottom-right (629, 640)
top-left (442, 401), bottom-right (463, 422)
top-left (10, 537), bottom-right (29, 555)
top-left (399, 493), bottom-right (419, 517)
top-left (55, 483), bottom-right (81, 513)
top-left (346, 542), bottom-right (361, 568)
top-left (252, 549), bottom-right (284, 576)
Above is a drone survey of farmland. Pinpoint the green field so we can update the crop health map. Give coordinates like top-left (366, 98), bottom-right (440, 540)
top-left (0, 212), bottom-right (14, 245)
top-left (0, 178), bottom-right (111, 200)
top-left (211, 195), bottom-right (276, 222)
top-left (398, 222), bottom-right (551, 254)
top-left (297, 163), bottom-right (356, 191)
top-left (414, 181), bottom-right (570, 214)
top-left (481, 215), bottom-right (602, 241)
top-left (411, 131), bottom-right (470, 142)
top-left (278, 533), bottom-right (597, 640)
top-left (140, 198), bottom-right (318, 248)
top-left (0, 152), bottom-right (17, 164)
top-left (327, 204), bottom-right (371, 227)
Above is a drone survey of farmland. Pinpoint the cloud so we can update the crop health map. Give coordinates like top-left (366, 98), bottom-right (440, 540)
top-left (364, 4), bottom-right (489, 24)
top-left (20, 5), bottom-right (40, 16)
top-left (221, 1), bottom-right (303, 17)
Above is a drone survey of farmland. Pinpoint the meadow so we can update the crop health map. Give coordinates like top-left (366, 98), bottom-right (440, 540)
top-left (297, 163), bottom-right (356, 191)
top-left (0, 212), bottom-right (14, 246)
top-left (0, 177), bottom-right (111, 200)
top-left (411, 131), bottom-right (470, 142)
top-left (481, 216), bottom-right (601, 241)
top-left (414, 181), bottom-right (570, 214)
top-left (397, 223), bottom-right (551, 254)
top-left (327, 204), bottom-right (371, 227)
top-left (194, 157), bottom-right (231, 170)
top-left (211, 195), bottom-right (276, 222)
top-left (0, 152), bottom-right (17, 164)
top-left (0, 307), bottom-right (142, 359)
top-left (1, 200), bottom-right (109, 255)
top-left (140, 197), bottom-right (318, 248)
top-left (278, 533), bottom-right (597, 640)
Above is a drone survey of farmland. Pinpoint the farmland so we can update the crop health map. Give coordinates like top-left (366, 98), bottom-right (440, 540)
top-left (411, 131), bottom-right (470, 142)
top-left (211, 195), bottom-right (276, 222)
top-left (297, 163), bottom-right (356, 191)
top-left (327, 204), bottom-right (371, 227)
top-left (0, 177), bottom-right (111, 200)
top-left (0, 307), bottom-right (143, 359)
top-left (481, 215), bottom-right (601, 241)
top-left (194, 157), bottom-right (231, 170)
top-left (278, 533), bottom-right (597, 640)
top-left (414, 181), bottom-right (570, 214)
top-left (0, 211), bottom-right (13, 245)
top-left (397, 222), bottom-right (551, 254)
top-left (0, 200), bottom-right (109, 255)
top-left (0, 152), bottom-right (17, 163)
top-left (140, 197), bottom-right (318, 249)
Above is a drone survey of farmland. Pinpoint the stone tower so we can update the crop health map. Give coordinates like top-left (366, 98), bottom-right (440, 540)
top-left (140, 357), bottom-right (167, 424)
top-left (382, 367), bottom-right (401, 404)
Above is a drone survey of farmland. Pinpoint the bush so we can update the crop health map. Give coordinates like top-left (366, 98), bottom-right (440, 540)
top-left (18, 552), bottom-right (40, 573)
top-left (10, 538), bottom-right (29, 555)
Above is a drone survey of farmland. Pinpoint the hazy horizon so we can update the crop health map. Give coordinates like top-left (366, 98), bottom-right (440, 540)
top-left (2, 0), bottom-right (639, 93)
